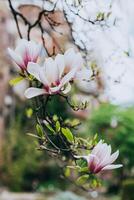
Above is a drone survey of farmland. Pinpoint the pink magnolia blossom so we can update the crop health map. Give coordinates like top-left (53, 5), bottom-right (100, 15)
top-left (76, 140), bottom-right (122, 174)
top-left (24, 54), bottom-right (76, 98)
top-left (8, 39), bottom-right (41, 71)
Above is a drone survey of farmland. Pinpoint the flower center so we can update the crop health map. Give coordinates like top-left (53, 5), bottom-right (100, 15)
top-left (51, 80), bottom-right (60, 87)
top-left (43, 85), bottom-right (50, 93)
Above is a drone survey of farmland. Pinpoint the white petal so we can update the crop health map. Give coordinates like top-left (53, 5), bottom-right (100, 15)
top-left (27, 62), bottom-right (49, 86)
top-left (39, 68), bottom-right (49, 86)
top-left (98, 144), bottom-right (112, 167)
top-left (64, 48), bottom-right (75, 61)
top-left (94, 145), bottom-right (108, 165)
top-left (15, 39), bottom-right (27, 52)
top-left (55, 54), bottom-right (65, 78)
top-left (15, 39), bottom-right (28, 60)
top-left (110, 150), bottom-right (119, 164)
top-left (102, 164), bottom-right (123, 171)
top-left (27, 62), bottom-right (42, 81)
top-left (91, 140), bottom-right (103, 155)
top-left (61, 68), bottom-right (76, 86)
top-left (8, 48), bottom-right (24, 68)
top-left (45, 57), bottom-right (59, 83)
top-left (72, 52), bottom-right (84, 69)
top-left (64, 48), bottom-right (76, 71)
top-left (50, 85), bottom-right (61, 93)
top-left (64, 49), bottom-right (84, 72)
top-left (27, 40), bottom-right (41, 61)
top-left (24, 87), bottom-right (45, 98)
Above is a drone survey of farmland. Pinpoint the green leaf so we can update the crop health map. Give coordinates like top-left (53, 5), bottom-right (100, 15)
top-left (9, 76), bottom-right (24, 86)
top-left (64, 167), bottom-right (71, 177)
top-left (27, 133), bottom-right (42, 139)
top-left (53, 115), bottom-right (58, 121)
top-left (28, 74), bottom-right (34, 81)
top-left (45, 122), bottom-right (55, 134)
top-left (65, 118), bottom-right (80, 127)
top-left (92, 179), bottom-right (98, 187)
top-left (96, 12), bottom-right (105, 20)
top-left (79, 167), bottom-right (89, 173)
top-left (93, 133), bottom-right (98, 140)
top-left (56, 121), bottom-right (60, 132)
top-left (76, 174), bottom-right (89, 185)
top-left (71, 119), bottom-right (80, 126)
top-left (36, 124), bottom-right (44, 138)
top-left (76, 159), bottom-right (87, 168)
top-left (26, 108), bottom-right (33, 118)
top-left (61, 128), bottom-right (74, 143)
top-left (67, 165), bottom-right (80, 170)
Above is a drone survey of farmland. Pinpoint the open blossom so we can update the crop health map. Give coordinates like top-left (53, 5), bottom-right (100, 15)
top-left (24, 54), bottom-right (76, 98)
top-left (8, 39), bottom-right (41, 71)
top-left (64, 48), bottom-right (92, 81)
top-left (76, 140), bottom-right (122, 174)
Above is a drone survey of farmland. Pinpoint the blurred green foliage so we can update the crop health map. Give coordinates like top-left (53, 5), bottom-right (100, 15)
top-left (47, 95), bottom-right (69, 118)
top-left (86, 104), bottom-right (134, 193)
top-left (87, 103), bottom-right (134, 178)
top-left (2, 124), bottom-right (41, 191)
top-left (1, 100), bottom-right (67, 192)
top-left (121, 179), bottom-right (134, 200)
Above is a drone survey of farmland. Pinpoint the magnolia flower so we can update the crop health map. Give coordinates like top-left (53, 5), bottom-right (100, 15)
top-left (64, 48), bottom-right (92, 81)
top-left (76, 140), bottom-right (122, 174)
top-left (8, 39), bottom-right (41, 71)
top-left (24, 54), bottom-right (76, 98)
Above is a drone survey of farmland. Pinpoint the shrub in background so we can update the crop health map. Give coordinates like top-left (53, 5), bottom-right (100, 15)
top-left (88, 103), bottom-right (134, 176)
top-left (121, 179), bottom-right (134, 200)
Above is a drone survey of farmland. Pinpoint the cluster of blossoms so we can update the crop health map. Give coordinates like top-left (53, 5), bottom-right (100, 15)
top-left (8, 39), bottom-right (91, 98)
top-left (8, 39), bottom-right (122, 176)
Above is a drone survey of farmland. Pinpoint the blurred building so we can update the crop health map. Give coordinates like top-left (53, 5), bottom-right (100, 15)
top-left (0, 2), bottom-right (16, 165)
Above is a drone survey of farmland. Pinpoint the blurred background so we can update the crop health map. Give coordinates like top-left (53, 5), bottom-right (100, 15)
top-left (0, 0), bottom-right (134, 200)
